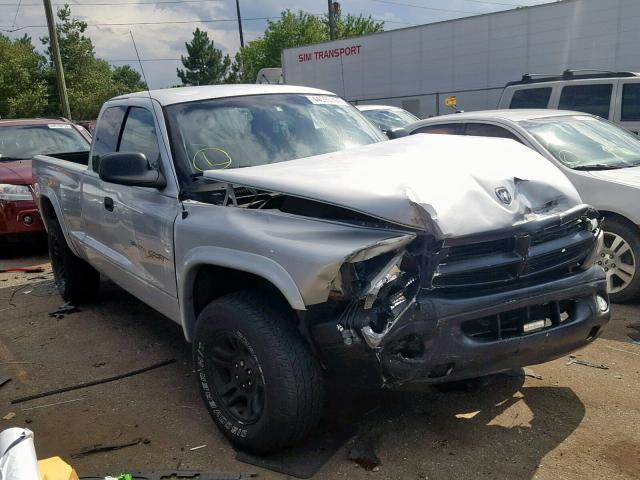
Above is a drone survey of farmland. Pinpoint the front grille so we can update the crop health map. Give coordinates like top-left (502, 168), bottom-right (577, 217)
top-left (431, 214), bottom-right (596, 291)
top-left (461, 300), bottom-right (576, 342)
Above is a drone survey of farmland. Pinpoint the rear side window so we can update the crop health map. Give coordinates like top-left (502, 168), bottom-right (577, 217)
top-left (92, 106), bottom-right (126, 172)
top-left (558, 84), bottom-right (613, 118)
top-left (412, 124), bottom-right (461, 135)
top-left (464, 123), bottom-right (523, 143)
top-left (119, 107), bottom-right (160, 169)
top-left (621, 84), bottom-right (640, 121)
top-left (509, 88), bottom-right (552, 109)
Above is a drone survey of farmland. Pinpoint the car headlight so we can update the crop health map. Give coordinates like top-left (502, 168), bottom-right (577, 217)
top-left (0, 184), bottom-right (33, 201)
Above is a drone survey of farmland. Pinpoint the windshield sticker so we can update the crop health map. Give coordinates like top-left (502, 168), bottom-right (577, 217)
top-left (306, 95), bottom-right (348, 106)
top-left (48, 124), bottom-right (72, 129)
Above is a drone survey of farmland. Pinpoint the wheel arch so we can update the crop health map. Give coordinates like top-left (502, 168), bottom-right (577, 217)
top-left (38, 193), bottom-right (83, 258)
top-left (599, 210), bottom-right (640, 234)
top-left (179, 249), bottom-right (307, 342)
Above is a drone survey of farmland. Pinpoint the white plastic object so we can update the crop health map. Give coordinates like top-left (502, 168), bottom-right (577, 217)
top-left (0, 428), bottom-right (40, 480)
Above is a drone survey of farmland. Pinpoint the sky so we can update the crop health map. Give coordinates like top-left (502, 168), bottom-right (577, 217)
top-left (1, 0), bottom-right (555, 88)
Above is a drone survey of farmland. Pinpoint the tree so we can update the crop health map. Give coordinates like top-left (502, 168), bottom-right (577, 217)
top-left (112, 65), bottom-right (147, 95)
top-left (41, 5), bottom-right (118, 119)
top-left (177, 28), bottom-right (232, 86)
top-left (0, 34), bottom-right (48, 118)
top-left (330, 13), bottom-right (384, 39)
top-left (230, 10), bottom-right (384, 83)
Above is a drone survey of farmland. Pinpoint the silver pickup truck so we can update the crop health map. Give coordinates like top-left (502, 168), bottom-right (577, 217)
top-left (33, 85), bottom-right (610, 453)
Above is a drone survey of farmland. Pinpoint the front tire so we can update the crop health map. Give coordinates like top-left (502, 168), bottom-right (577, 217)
top-left (600, 218), bottom-right (640, 303)
top-left (193, 291), bottom-right (324, 454)
top-left (48, 217), bottom-right (100, 303)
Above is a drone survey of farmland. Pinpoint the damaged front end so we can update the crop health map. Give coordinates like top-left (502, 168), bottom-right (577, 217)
top-left (195, 135), bottom-right (610, 388)
top-left (313, 205), bottom-right (609, 387)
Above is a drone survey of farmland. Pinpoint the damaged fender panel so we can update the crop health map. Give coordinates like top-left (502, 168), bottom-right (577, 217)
top-left (202, 134), bottom-right (582, 238)
top-left (174, 202), bottom-right (416, 323)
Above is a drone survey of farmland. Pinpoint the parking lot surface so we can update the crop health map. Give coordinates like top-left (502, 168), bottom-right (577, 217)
top-left (1, 252), bottom-right (639, 479)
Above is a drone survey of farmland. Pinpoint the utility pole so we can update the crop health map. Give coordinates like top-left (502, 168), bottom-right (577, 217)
top-left (43, 0), bottom-right (71, 119)
top-left (327, 0), bottom-right (335, 40)
top-left (235, 0), bottom-right (244, 48)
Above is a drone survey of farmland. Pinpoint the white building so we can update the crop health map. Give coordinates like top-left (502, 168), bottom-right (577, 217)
top-left (281, 0), bottom-right (640, 117)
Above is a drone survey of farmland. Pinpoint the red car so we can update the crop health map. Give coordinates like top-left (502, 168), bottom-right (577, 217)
top-left (0, 118), bottom-right (91, 243)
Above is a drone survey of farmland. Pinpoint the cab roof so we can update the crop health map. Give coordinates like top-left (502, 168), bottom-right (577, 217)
top-left (415, 109), bottom-right (591, 123)
top-left (110, 84), bottom-right (335, 106)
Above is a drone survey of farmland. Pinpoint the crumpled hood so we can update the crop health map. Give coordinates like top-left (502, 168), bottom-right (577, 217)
top-left (203, 134), bottom-right (581, 238)
top-left (588, 165), bottom-right (640, 188)
top-left (0, 159), bottom-right (33, 185)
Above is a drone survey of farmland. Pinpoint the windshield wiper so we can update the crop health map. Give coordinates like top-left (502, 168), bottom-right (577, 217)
top-left (0, 156), bottom-right (26, 161)
top-left (572, 164), bottom-right (625, 171)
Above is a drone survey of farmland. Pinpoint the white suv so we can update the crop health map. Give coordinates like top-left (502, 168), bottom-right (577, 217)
top-left (497, 70), bottom-right (640, 134)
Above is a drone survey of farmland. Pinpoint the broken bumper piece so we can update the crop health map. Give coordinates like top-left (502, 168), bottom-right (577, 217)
top-left (379, 265), bottom-right (609, 386)
top-left (344, 265), bottom-right (608, 387)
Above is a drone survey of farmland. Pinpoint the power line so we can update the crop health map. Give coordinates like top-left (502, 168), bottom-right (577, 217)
top-left (453, 0), bottom-right (529, 6)
top-left (108, 57), bottom-right (181, 61)
top-left (373, 18), bottom-right (414, 25)
top-left (0, 16), bottom-right (280, 32)
top-left (369, 0), bottom-right (478, 14)
top-left (11, 0), bottom-right (21, 25)
top-left (0, 0), bottom-right (222, 6)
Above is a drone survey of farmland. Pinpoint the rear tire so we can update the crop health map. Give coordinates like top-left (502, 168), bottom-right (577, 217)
top-left (48, 218), bottom-right (100, 303)
top-left (193, 290), bottom-right (324, 454)
top-left (601, 217), bottom-right (640, 303)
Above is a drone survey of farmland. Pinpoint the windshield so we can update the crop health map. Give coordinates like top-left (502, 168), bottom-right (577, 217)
top-left (519, 115), bottom-right (640, 170)
top-left (165, 93), bottom-right (386, 180)
top-left (361, 108), bottom-right (419, 131)
top-left (0, 124), bottom-right (89, 160)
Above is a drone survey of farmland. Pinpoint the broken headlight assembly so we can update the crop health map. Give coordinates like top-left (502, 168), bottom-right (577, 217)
top-left (335, 249), bottom-right (421, 348)
top-left (581, 215), bottom-right (604, 270)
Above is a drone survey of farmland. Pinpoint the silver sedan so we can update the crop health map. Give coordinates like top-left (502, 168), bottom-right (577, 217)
top-left (405, 109), bottom-right (640, 302)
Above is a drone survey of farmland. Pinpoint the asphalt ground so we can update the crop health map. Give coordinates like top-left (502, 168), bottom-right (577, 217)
top-left (1, 246), bottom-right (639, 479)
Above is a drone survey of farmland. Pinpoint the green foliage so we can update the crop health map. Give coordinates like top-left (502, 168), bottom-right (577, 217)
top-left (330, 13), bottom-right (384, 39)
top-left (177, 28), bottom-right (232, 86)
top-left (112, 65), bottom-right (147, 95)
top-left (230, 10), bottom-right (384, 83)
top-left (41, 5), bottom-right (121, 119)
top-left (0, 34), bottom-right (48, 118)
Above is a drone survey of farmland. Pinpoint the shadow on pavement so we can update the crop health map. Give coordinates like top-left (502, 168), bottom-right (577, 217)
top-left (0, 237), bottom-right (47, 260)
top-left (332, 372), bottom-right (586, 479)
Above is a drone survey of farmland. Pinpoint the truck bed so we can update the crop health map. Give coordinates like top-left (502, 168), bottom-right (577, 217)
top-left (33, 153), bottom-right (90, 255)
top-left (47, 150), bottom-right (90, 165)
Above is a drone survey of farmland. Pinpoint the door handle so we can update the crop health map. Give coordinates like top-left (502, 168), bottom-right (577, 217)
top-left (104, 197), bottom-right (114, 212)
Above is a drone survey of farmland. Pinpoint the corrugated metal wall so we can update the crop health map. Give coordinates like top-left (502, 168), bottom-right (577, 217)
top-left (282, 0), bottom-right (640, 117)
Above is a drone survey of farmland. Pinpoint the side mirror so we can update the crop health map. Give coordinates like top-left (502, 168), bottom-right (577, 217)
top-left (386, 128), bottom-right (409, 140)
top-left (99, 152), bottom-right (166, 189)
